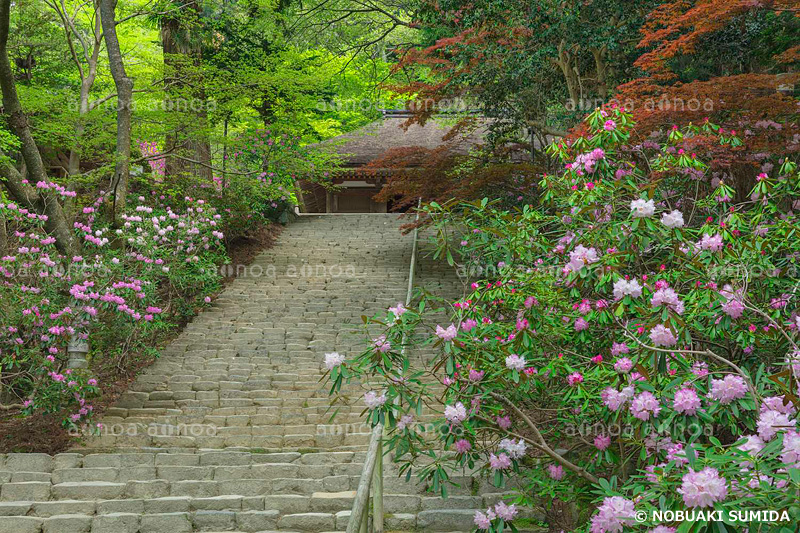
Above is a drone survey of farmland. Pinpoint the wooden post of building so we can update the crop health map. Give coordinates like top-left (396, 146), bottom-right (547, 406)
top-left (325, 190), bottom-right (333, 213)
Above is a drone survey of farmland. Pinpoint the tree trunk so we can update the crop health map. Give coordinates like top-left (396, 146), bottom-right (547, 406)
top-left (0, 0), bottom-right (77, 256)
top-left (64, 78), bottom-right (93, 221)
top-left (0, 201), bottom-right (7, 257)
top-left (555, 40), bottom-right (581, 108)
top-left (161, 16), bottom-right (188, 178)
top-left (161, 3), bottom-right (210, 181)
top-left (99, 0), bottom-right (133, 227)
top-left (591, 46), bottom-right (608, 100)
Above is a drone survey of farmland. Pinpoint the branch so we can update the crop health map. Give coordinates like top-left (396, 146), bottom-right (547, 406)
top-left (488, 392), bottom-right (599, 484)
top-left (619, 324), bottom-right (761, 405)
top-left (525, 120), bottom-right (568, 138)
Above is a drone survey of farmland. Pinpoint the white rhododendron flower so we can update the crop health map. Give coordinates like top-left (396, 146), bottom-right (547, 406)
top-left (324, 352), bottom-right (345, 370)
top-left (661, 209), bottom-right (685, 228)
top-left (630, 198), bottom-right (656, 218)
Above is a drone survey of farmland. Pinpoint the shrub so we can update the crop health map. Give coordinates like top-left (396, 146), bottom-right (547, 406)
top-left (0, 194), bottom-right (225, 430)
top-left (327, 108), bottom-right (800, 532)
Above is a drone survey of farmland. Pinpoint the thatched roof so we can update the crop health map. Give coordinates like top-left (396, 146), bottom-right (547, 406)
top-left (320, 112), bottom-right (486, 168)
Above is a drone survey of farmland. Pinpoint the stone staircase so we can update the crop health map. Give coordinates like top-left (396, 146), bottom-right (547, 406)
top-left (0, 214), bottom-right (531, 533)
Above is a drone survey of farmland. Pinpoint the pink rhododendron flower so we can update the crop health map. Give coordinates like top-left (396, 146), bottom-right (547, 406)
top-left (666, 443), bottom-right (689, 465)
top-left (396, 415), bottom-right (414, 430)
top-left (499, 438), bottom-right (527, 459)
top-left (435, 324), bottom-right (458, 341)
top-left (630, 391), bottom-right (661, 420)
top-left (505, 353), bottom-right (526, 371)
top-left (474, 510), bottom-right (492, 530)
top-left (613, 278), bottom-right (642, 299)
top-left (494, 501), bottom-right (517, 521)
top-left (757, 409), bottom-right (794, 441)
top-left (761, 396), bottom-right (796, 416)
top-left (678, 468), bottom-right (728, 508)
top-left (610, 342), bottom-right (629, 356)
top-left (468, 369), bottom-right (484, 382)
top-left (566, 245), bottom-right (599, 272)
top-left (389, 302), bottom-right (406, 317)
top-left (567, 372), bottom-right (584, 386)
top-left (461, 318), bottom-right (478, 332)
top-left (547, 464), bottom-right (564, 480)
top-left (594, 434), bottom-right (611, 450)
top-left (739, 434), bottom-right (765, 456)
top-left (697, 233), bottom-right (724, 252)
top-left (614, 357), bottom-right (633, 373)
top-left (691, 361), bottom-right (709, 377)
top-left (673, 388), bottom-right (702, 415)
top-left (649, 324), bottom-right (677, 346)
top-left (602, 385), bottom-right (634, 411)
top-left (324, 352), bottom-right (345, 370)
top-left (708, 375), bottom-right (748, 404)
top-left (363, 391), bottom-right (386, 409)
top-left (719, 284), bottom-right (745, 319)
top-left (780, 431), bottom-right (800, 466)
top-left (489, 453), bottom-right (512, 470)
top-left (651, 287), bottom-right (685, 314)
top-left (372, 335), bottom-right (391, 352)
top-left (649, 527), bottom-right (677, 533)
top-left (660, 210), bottom-right (684, 228)
top-left (496, 415), bottom-right (512, 430)
top-left (574, 317), bottom-right (589, 331)
top-left (455, 439), bottom-right (472, 454)
top-left (569, 148), bottom-right (605, 174)
top-left (589, 496), bottom-right (635, 533)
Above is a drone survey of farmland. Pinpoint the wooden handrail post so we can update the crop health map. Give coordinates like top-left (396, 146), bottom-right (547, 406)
top-left (359, 501), bottom-right (368, 533)
top-left (346, 423), bottom-right (383, 533)
top-left (373, 436), bottom-right (384, 533)
top-left (347, 199), bottom-right (422, 532)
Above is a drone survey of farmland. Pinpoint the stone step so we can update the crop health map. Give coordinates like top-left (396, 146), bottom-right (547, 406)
top-left (1, 471), bottom-right (492, 500)
top-left (0, 505), bottom-right (539, 532)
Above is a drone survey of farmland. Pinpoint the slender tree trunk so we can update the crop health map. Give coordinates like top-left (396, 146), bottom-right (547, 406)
top-left (0, 201), bottom-right (7, 257)
top-left (591, 46), bottom-right (608, 100)
top-left (52, 0), bottom-right (103, 222)
top-left (99, 0), bottom-right (133, 227)
top-left (0, 0), bottom-right (77, 256)
top-left (64, 79), bottom-right (93, 221)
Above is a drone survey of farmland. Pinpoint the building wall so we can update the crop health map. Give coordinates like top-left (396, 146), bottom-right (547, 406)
top-left (300, 181), bottom-right (387, 213)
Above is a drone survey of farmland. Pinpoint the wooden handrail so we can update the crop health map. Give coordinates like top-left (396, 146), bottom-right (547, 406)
top-left (347, 423), bottom-right (383, 533)
top-left (346, 200), bottom-right (422, 532)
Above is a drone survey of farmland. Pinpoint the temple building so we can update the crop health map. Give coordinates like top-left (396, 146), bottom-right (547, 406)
top-left (300, 110), bottom-right (485, 213)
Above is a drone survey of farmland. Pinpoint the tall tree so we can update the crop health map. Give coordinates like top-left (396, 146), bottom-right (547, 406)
top-left (99, 0), bottom-right (132, 226)
top-left (44, 0), bottom-right (105, 180)
top-left (159, 1), bottom-right (211, 180)
top-left (0, 0), bottom-right (77, 255)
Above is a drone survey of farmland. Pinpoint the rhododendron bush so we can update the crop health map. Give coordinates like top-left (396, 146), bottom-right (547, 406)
top-left (0, 194), bottom-right (225, 430)
top-left (327, 109), bottom-right (800, 532)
